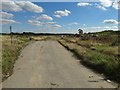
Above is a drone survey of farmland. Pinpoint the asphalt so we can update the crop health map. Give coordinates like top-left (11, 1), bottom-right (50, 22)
top-left (2, 41), bottom-right (116, 88)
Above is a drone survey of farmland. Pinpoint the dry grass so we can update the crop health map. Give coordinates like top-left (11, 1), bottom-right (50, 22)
top-left (58, 38), bottom-right (120, 83)
top-left (31, 36), bottom-right (48, 41)
top-left (2, 35), bottom-right (30, 81)
top-left (63, 37), bottom-right (119, 57)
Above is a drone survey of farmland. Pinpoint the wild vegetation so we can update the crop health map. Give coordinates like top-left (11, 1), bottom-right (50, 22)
top-left (1, 35), bottom-right (30, 81)
top-left (58, 30), bottom-right (120, 83)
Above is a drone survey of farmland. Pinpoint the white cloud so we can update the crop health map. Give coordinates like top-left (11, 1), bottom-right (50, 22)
top-left (112, 26), bottom-right (118, 29)
top-left (0, 11), bottom-right (19, 25)
top-left (99, 0), bottom-right (112, 7)
top-left (46, 22), bottom-right (56, 24)
top-left (103, 19), bottom-right (118, 24)
top-left (83, 25), bottom-right (118, 33)
top-left (36, 14), bottom-right (53, 20)
top-left (112, 1), bottom-right (120, 9)
top-left (54, 24), bottom-right (62, 28)
top-left (28, 20), bottom-right (57, 27)
top-left (54, 9), bottom-right (71, 18)
top-left (36, 24), bottom-right (62, 32)
top-left (103, 26), bottom-right (118, 30)
top-left (15, 1), bottom-right (43, 13)
top-left (1, 1), bottom-right (22, 12)
top-left (94, 0), bottom-right (113, 11)
top-left (1, 19), bottom-right (18, 24)
top-left (45, 24), bottom-right (62, 31)
top-left (68, 22), bottom-right (79, 25)
top-left (102, 26), bottom-right (117, 29)
top-left (54, 15), bottom-right (61, 18)
top-left (83, 24), bottom-right (86, 26)
top-left (37, 24), bottom-right (62, 32)
top-left (77, 3), bottom-right (91, 7)
top-left (96, 5), bottom-right (107, 11)
top-left (1, 0), bottom-right (11, 2)
top-left (103, 26), bottom-right (110, 29)
top-left (28, 20), bottom-right (42, 26)
top-left (90, 26), bottom-right (101, 29)
top-left (1, 1), bottom-right (44, 13)
top-left (1, 11), bottom-right (14, 19)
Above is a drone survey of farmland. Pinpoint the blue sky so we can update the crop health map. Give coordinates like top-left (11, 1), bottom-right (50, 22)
top-left (1, 1), bottom-right (119, 33)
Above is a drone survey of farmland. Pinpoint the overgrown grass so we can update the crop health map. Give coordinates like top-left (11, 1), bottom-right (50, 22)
top-left (2, 35), bottom-right (30, 81)
top-left (58, 39), bottom-right (120, 83)
top-left (92, 45), bottom-right (119, 56)
top-left (63, 37), bottom-right (119, 57)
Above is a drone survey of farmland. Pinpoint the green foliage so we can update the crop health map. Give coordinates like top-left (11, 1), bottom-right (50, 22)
top-left (111, 38), bottom-right (120, 46)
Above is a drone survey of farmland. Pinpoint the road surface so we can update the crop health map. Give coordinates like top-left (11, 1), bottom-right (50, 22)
top-left (2, 41), bottom-right (116, 88)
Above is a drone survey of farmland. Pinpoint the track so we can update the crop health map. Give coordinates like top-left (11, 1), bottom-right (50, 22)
top-left (2, 41), bottom-right (116, 88)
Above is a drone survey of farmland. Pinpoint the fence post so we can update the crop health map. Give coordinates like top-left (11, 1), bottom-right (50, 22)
top-left (10, 26), bottom-right (12, 43)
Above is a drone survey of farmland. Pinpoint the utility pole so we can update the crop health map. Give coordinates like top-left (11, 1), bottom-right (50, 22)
top-left (10, 26), bottom-right (12, 43)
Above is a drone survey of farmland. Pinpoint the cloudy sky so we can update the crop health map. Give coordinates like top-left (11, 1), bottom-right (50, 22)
top-left (1, 0), bottom-right (119, 33)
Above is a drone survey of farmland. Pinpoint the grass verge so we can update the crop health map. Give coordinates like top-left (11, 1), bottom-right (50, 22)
top-left (58, 39), bottom-right (120, 83)
top-left (2, 35), bottom-right (30, 81)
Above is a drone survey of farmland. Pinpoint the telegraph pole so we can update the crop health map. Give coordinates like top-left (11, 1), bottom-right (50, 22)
top-left (10, 26), bottom-right (12, 43)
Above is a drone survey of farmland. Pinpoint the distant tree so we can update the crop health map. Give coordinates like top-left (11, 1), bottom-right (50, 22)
top-left (78, 29), bottom-right (83, 35)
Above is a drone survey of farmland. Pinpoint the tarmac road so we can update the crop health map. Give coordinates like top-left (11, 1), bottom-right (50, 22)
top-left (2, 41), bottom-right (116, 88)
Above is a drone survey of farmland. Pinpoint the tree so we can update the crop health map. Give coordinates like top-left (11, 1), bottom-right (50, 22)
top-left (78, 29), bottom-right (83, 35)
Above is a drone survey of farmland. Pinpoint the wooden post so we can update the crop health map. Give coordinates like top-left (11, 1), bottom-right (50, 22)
top-left (10, 26), bottom-right (12, 43)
